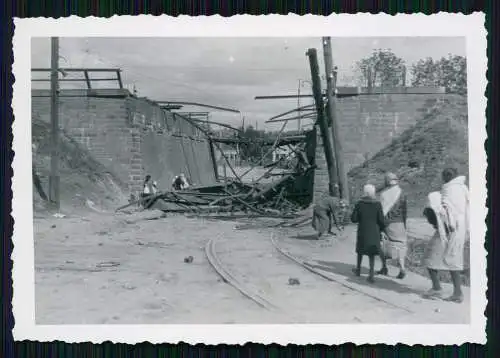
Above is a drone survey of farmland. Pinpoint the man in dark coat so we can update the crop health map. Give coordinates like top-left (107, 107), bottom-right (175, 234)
top-left (312, 187), bottom-right (347, 238)
top-left (351, 184), bottom-right (387, 283)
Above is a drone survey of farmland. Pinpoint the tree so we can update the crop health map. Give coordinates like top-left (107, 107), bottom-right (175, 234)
top-left (355, 49), bottom-right (406, 88)
top-left (410, 55), bottom-right (467, 95)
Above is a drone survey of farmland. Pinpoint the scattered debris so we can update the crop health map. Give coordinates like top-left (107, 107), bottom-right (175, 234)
top-left (121, 283), bottom-right (136, 290)
top-left (96, 261), bottom-right (120, 268)
top-left (288, 277), bottom-right (300, 285)
top-left (136, 241), bottom-right (174, 249)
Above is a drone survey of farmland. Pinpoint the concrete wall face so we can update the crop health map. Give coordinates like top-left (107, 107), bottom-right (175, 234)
top-left (32, 96), bottom-right (133, 184)
top-left (127, 97), bottom-right (217, 193)
top-left (313, 94), bottom-right (446, 201)
top-left (336, 94), bottom-right (446, 171)
top-left (32, 94), bottom-right (217, 195)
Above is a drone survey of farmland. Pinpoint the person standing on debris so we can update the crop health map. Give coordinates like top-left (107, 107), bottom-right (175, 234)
top-left (140, 174), bottom-right (157, 208)
top-left (422, 168), bottom-right (469, 303)
top-left (312, 188), bottom-right (347, 239)
top-left (152, 180), bottom-right (159, 194)
top-left (172, 173), bottom-right (190, 191)
top-left (142, 175), bottom-right (155, 196)
top-left (377, 172), bottom-right (408, 279)
top-left (350, 184), bottom-right (387, 283)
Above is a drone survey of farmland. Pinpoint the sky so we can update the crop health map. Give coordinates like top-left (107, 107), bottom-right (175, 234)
top-left (31, 37), bottom-right (465, 131)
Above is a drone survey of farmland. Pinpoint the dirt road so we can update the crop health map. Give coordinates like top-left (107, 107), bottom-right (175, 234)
top-left (34, 209), bottom-right (469, 324)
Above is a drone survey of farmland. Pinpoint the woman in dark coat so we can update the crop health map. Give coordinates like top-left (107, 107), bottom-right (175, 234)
top-left (351, 184), bottom-right (387, 283)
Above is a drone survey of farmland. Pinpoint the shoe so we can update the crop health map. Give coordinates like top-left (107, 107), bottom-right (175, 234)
top-left (352, 268), bottom-right (361, 276)
top-left (376, 267), bottom-right (388, 276)
top-left (367, 276), bottom-right (375, 284)
top-left (444, 294), bottom-right (464, 303)
top-left (422, 289), bottom-right (444, 300)
top-left (396, 271), bottom-right (406, 280)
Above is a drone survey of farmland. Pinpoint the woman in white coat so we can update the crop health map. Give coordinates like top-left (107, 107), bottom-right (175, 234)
top-left (422, 168), bottom-right (470, 303)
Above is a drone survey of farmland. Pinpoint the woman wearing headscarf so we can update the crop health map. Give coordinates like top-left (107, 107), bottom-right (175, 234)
top-left (351, 184), bottom-right (387, 283)
top-left (377, 172), bottom-right (408, 279)
top-left (422, 168), bottom-right (470, 303)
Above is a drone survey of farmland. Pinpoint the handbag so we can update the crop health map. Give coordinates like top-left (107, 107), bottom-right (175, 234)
top-left (381, 232), bottom-right (394, 259)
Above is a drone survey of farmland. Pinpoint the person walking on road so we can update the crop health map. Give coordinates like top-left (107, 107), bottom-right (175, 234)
top-left (422, 168), bottom-right (470, 303)
top-left (351, 184), bottom-right (387, 283)
top-left (377, 172), bottom-right (408, 279)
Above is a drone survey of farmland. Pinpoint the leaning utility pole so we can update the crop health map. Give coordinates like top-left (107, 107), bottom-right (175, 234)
top-left (323, 37), bottom-right (349, 203)
top-left (306, 48), bottom-right (337, 197)
top-left (49, 37), bottom-right (60, 210)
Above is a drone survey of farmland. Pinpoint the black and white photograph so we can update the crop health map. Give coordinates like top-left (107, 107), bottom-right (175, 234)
top-left (12, 14), bottom-right (486, 345)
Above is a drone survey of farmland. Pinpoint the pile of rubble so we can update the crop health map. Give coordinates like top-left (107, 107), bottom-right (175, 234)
top-left (117, 142), bottom-right (316, 220)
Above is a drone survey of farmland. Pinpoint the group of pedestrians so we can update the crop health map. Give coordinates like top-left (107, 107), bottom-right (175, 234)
top-left (350, 173), bottom-right (408, 284)
top-left (313, 168), bottom-right (470, 304)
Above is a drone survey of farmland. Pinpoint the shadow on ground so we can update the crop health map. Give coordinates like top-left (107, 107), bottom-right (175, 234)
top-left (292, 233), bottom-right (320, 241)
top-left (311, 260), bottom-right (427, 297)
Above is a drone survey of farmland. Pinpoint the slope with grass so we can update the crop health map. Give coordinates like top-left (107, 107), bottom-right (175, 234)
top-left (348, 94), bottom-right (469, 215)
top-left (32, 118), bottom-right (128, 215)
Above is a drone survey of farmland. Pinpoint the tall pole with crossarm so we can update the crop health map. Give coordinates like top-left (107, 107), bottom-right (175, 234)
top-left (307, 48), bottom-right (337, 197)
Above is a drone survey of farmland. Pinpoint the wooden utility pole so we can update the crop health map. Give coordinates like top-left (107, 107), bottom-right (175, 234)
top-left (208, 139), bottom-right (219, 181)
top-left (297, 80), bottom-right (301, 132)
top-left (306, 48), bottom-right (337, 197)
top-left (49, 37), bottom-right (60, 210)
top-left (322, 37), bottom-right (349, 203)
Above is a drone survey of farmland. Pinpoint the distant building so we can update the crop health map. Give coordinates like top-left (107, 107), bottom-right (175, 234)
top-left (272, 146), bottom-right (295, 163)
top-left (215, 147), bottom-right (240, 167)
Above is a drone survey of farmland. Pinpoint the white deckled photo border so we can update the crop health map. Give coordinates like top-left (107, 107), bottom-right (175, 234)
top-left (11, 13), bottom-right (487, 345)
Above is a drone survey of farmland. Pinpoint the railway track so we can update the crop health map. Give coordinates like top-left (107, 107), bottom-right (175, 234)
top-left (205, 238), bottom-right (279, 311)
top-left (270, 233), bottom-right (415, 314)
top-left (206, 232), bottom-right (415, 319)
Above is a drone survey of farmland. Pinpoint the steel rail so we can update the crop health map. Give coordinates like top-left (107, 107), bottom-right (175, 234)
top-left (270, 234), bottom-right (414, 314)
top-left (205, 239), bottom-right (278, 310)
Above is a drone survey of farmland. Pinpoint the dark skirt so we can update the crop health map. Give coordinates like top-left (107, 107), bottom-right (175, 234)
top-left (356, 241), bottom-right (380, 256)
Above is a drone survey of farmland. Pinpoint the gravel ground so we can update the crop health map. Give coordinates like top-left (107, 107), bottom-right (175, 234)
top-left (34, 209), bottom-right (470, 324)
